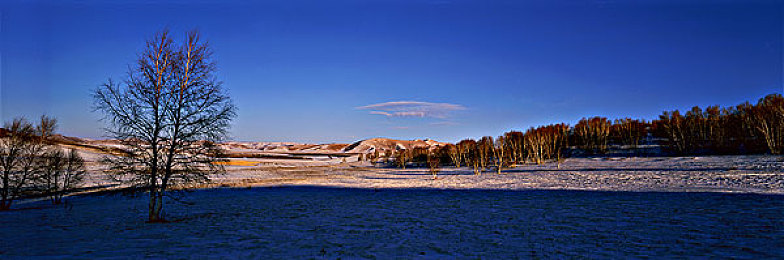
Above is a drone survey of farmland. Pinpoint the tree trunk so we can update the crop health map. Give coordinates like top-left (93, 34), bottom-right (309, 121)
top-left (148, 190), bottom-right (164, 222)
top-left (52, 190), bottom-right (63, 205)
top-left (155, 192), bottom-right (164, 221)
top-left (1, 173), bottom-right (9, 210)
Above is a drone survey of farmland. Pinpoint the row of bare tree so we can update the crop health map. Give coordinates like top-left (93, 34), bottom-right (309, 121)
top-left (446, 125), bottom-right (570, 174)
top-left (574, 117), bottom-right (648, 154)
top-left (384, 124), bottom-right (571, 175)
top-left (0, 116), bottom-right (86, 210)
top-left (380, 93), bottom-right (784, 173)
top-left (654, 94), bottom-right (783, 155)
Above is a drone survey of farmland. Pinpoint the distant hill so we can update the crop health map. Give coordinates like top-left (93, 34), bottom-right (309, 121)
top-left (219, 141), bottom-right (350, 153)
top-left (342, 138), bottom-right (447, 155)
top-left (0, 128), bottom-right (446, 156)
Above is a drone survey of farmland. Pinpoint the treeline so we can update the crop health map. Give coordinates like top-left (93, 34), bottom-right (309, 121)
top-left (653, 95), bottom-right (783, 155)
top-left (0, 116), bottom-right (86, 210)
top-left (376, 93), bottom-right (784, 174)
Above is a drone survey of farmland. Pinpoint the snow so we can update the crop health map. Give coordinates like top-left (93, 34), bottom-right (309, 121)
top-left (203, 155), bottom-right (784, 194)
top-left (1, 187), bottom-right (782, 258)
top-left (62, 154), bottom-right (784, 195)
top-left (3, 153), bottom-right (784, 258)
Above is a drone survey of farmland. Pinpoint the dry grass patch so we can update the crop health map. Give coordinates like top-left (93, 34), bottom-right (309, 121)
top-left (213, 160), bottom-right (259, 167)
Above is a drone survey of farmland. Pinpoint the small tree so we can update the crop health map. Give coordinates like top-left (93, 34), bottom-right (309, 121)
top-left (35, 115), bottom-right (86, 205)
top-left (370, 149), bottom-right (380, 166)
top-left (492, 135), bottom-right (505, 174)
top-left (382, 152), bottom-right (391, 165)
top-left (0, 118), bottom-right (47, 210)
top-left (445, 144), bottom-right (461, 167)
top-left (40, 148), bottom-right (86, 205)
top-left (37, 115), bottom-right (58, 142)
top-left (426, 151), bottom-right (440, 180)
top-left (477, 136), bottom-right (493, 171)
top-left (395, 149), bottom-right (409, 169)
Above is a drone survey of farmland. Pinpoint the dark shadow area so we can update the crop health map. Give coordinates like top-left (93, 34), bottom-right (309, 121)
top-left (3, 185), bottom-right (783, 259)
top-left (187, 185), bottom-right (784, 197)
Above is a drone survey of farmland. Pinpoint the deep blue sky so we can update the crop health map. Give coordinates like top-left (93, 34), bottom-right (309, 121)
top-left (1, 0), bottom-right (782, 143)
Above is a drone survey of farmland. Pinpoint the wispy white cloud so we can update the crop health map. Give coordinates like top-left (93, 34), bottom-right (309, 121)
top-left (370, 111), bottom-right (427, 117)
top-left (358, 101), bottom-right (466, 119)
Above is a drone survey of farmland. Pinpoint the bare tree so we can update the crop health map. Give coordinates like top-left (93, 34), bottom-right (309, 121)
top-left (36, 115), bottom-right (85, 205)
top-left (575, 117), bottom-right (611, 154)
top-left (523, 124), bottom-right (569, 165)
top-left (503, 131), bottom-right (524, 166)
top-left (37, 115), bottom-right (57, 142)
top-left (610, 118), bottom-right (648, 149)
top-left (655, 110), bottom-right (688, 154)
top-left (409, 147), bottom-right (429, 166)
top-left (456, 139), bottom-right (474, 169)
top-left (395, 149), bottom-right (409, 169)
top-left (524, 127), bottom-right (549, 164)
top-left (685, 106), bottom-right (710, 152)
top-left (382, 152), bottom-right (391, 165)
top-left (477, 136), bottom-right (493, 171)
top-left (547, 123), bottom-right (570, 164)
top-left (93, 30), bottom-right (236, 222)
top-left (0, 118), bottom-right (46, 210)
top-left (743, 94), bottom-right (784, 154)
top-left (732, 103), bottom-right (767, 154)
top-left (445, 144), bottom-right (461, 168)
top-left (705, 106), bottom-right (723, 151)
top-left (41, 148), bottom-right (86, 205)
top-left (457, 139), bottom-right (481, 175)
top-left (370, 149), bottom-right (380, 166)
top-left (492, 135), bottom-right (505, 174)
top-left (426, 151), bottom-right (440, 180)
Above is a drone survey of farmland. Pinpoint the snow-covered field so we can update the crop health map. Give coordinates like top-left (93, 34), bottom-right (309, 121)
top-left (3, 155), bottom-right (784, 258)
top-left (207, 155), bottom-right (784, 194)
top-left (64, 138), bottom-right (784, 194)
top-left (1, 187), bottom-right (782, 258)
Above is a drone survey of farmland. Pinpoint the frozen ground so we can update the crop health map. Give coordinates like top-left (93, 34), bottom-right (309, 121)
top-left (1, 187), bottom-right (782, 258)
